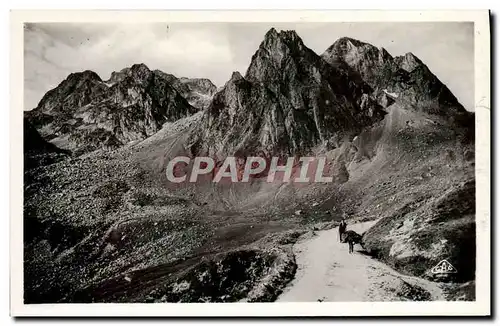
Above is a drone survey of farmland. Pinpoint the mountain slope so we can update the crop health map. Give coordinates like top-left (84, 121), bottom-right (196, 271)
top-left (24, 117), bottom-right (68, 170)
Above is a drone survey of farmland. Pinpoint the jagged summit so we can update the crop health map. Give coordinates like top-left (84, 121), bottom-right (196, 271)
top-left (131, 62), bottom-right (150, 70)
top-left (107, 63), bottom-right (152, 84)
top-left (55, 69), bottom-right (103, 88)
top-left (264, 27), bottom-right (278, 38)
top-left (191, 28), bottom-right (472, 158)
top-left (327, 36), bottom-right (382, 51)
top-left (246, 28), bottom-right (324, 88)
top-left (230, 71), bottom-right (244, 81)
top-left (259, 28), bottom-right (306, 54)
top-left (67, 70), bottom-right (102, 82)
top-left (193, 29), bottom-right (385, 157)
top-left (113, 62), bottom-right (150, 72)
top-left (33, 69), bottom-right (107, 114)
top-left (330, 36), bottom-right (370, 48)
top-left (265, 28), bottom-right (301, 42)
top-left (263, 28), bottom-right (301, 41)
top-left (329, 36), bottom-right (392, 59)
top-left (245, 28), bottom-right (309, 83)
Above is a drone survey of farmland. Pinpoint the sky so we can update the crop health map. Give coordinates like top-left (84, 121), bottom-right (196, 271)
top-left (24, 22), bottom-right (474, 111)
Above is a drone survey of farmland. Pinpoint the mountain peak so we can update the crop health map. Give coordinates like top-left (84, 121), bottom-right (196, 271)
top-left (277, 30), bottom-right (301, 42)
top-left (108, 63), bottom-right (152, 84)
top-left (246, 29), bottom-right (310, 83)
top-left (395, 52), bottom-right (423, 72)
top-left (130, 63), bottom-right (150, 72)
top-left (264, 27), bottom-right (278, 39)
top-left (323, 37), bottom-right (394, 71)
top-left (128, 63), bottom-right (152, 80)
top-left (230, 71), bottom-right (244, 81)
top-left (32, 69), bottom-right (104, 111)
top-left (326, 37), bottom-right (390, 59)
top-left (261, 28), bottom-right (305, 50)
top-left (333, 37), bottom-right (368, 48)
top-left (322, 36), bottom-right (465, 114)
top-left (68, 70), bottom-right (102, 82)
top-left (404, 52), bottom-right (420, 61)
top-left (263, 28), bottom-right (300, 40)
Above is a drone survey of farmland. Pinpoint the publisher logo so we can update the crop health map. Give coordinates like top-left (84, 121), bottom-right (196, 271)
top-left (431, 259), bottom-right (458, 274)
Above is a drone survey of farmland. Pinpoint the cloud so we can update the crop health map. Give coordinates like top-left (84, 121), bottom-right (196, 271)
top-left (24, 23), bottom-right (235, 109)
top-left (24, 22), bottom-right (474, 111)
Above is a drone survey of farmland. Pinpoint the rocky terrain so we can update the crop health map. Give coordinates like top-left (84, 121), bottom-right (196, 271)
top-left (23, 29), bottom-right (475, 303)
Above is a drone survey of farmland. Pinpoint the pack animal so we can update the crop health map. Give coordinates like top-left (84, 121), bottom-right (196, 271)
top-left (341, 230), bottom-right (364, 254)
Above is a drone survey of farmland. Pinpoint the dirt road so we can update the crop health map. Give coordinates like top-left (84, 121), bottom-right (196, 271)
top-left (278, 221), bottom-right (445, 302)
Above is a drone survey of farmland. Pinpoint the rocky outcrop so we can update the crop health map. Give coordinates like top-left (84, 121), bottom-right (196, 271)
top-left (25, 64), bottom-right (198, 154)
top-left (322, 37), bottom-right (467, 114)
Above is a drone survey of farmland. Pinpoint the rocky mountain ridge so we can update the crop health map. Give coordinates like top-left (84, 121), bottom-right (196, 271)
top-left (23, 118), bottom-right (68, 170)
top-left (25, 64), bottom-right (214, 155)
top-left (23, 28), bottom-right (476, 303)
top-left (321, 37), bottom-right (467, 115)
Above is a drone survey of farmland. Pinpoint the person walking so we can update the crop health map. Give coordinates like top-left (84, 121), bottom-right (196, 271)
top-left (338, 216), bottom-right (347, 242)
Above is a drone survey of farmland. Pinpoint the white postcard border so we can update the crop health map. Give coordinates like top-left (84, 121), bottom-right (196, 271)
top-left (10, 9), bottom-right (491, 317)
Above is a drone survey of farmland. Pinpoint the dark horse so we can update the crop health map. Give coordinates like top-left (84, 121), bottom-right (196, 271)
top-left (341, 230), bottom-right (364, 254)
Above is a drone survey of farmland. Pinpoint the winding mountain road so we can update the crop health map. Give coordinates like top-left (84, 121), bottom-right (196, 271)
top-left (277, 221), bottom-right (445, 302)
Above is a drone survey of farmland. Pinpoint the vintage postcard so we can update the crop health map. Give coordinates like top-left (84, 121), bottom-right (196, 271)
top-left (10, 10), bottom-right (490, 317)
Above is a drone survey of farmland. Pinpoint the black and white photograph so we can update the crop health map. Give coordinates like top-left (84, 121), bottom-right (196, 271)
top-left (10, 10), bottom-right (491, 317)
